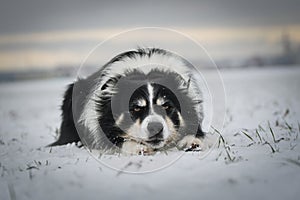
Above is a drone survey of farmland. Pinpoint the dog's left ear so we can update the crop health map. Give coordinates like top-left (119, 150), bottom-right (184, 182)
top-left (185, 75), bottom-right (191, 90)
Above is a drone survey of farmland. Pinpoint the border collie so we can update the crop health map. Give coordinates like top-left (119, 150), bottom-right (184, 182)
top-left (50, 48), bottom-right (205, 155)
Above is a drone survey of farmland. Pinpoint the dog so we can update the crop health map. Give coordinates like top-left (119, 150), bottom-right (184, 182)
top-left (50, 48), bottom-right (205, 155)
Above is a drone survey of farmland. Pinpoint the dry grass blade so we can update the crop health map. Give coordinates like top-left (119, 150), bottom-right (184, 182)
top-left (284, 121), bottom-right (293, 131)
top-left (241, 131), bottom-right (255, 142)
top-left (268, 121), bottom-right (278, 143)
top-left (224, 148), bottom-right (234, 162)
top-left (258, 125), bottom-right (265, 132)
top-left (211, 126), bottom-right (225, 144)
top-left (255, 129), bottom-right (263, 143)
top-left (217, 136), bottom-right (221, 148)
top-left (269, 126), bottom-right (275, 141)
top-left (283, 108), bottom-right (289, 118)
top-left (26, 166), bottom-right (39, 170)
top-left (268, 123), bottom-right (285, 143)
top-left (263, 141), bottom-right (276, 153)
top-left (211, 126), bottom-right (235, 162)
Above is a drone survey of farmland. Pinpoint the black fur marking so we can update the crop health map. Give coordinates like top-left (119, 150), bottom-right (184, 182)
top-left (129, 84), bottom-right (150, 122)
top-left (48, 83), bottom-right (80, 146)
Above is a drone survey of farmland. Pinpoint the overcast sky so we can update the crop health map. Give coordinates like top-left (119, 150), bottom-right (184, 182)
top-left (0, 0), bottom-right (300, 70)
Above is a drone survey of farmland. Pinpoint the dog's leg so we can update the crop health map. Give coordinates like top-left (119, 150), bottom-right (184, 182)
top-left (178, 125), bottom-right (206, 151)
top-left (121, 140), bottom-right (154, 155)
top-left (177, 135), bottom-right (205, 151)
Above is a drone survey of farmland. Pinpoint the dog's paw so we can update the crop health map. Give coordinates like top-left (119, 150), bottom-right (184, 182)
top-left (121, 140), bottom-right (154, 155)
top-left (177, 135), bottom-right (206, 151)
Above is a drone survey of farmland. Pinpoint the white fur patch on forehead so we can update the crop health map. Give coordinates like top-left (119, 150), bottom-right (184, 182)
top-left (147, 83), bottom-right (154, 108)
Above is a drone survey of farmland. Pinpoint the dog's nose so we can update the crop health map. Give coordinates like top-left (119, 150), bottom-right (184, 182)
top-left (147, 122), bottom-right (164, 137)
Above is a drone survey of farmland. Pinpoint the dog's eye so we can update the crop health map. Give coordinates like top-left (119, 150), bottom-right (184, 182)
top-left (133, 106), bottom-right (144, 112)
top-left (162, 103), bottom-right (171, 110)
top-left (134, 107), bottom-right (141, 112)
top-left (163, 105), bottom-right (168, 110)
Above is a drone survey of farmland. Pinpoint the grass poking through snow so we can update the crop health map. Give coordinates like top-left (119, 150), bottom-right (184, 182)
top-left (211, 126), bottom-right (236, 163)
top-left (235, 119), bottom-right (298, 154)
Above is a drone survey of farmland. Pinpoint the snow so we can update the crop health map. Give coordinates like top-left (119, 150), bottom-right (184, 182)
top-left (1, 66), bottom-right (300, 200)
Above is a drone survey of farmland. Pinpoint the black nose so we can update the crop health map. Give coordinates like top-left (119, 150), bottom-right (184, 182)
top-left (147, 122), bottom-right (164, 138)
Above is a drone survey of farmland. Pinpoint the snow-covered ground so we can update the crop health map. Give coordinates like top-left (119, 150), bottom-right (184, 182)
top-left (1, 66), bottom-right (300, 200)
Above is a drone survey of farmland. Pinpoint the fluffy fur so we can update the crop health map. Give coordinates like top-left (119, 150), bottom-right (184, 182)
top-left (50, 48), bottom-right (205, 154)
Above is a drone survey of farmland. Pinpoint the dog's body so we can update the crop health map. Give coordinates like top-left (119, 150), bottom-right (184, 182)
top-left (50, 48), bottom-right (205, 154)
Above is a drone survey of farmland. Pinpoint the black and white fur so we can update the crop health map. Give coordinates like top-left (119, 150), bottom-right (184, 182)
top-left (50, 48), bottom-right (205, 155)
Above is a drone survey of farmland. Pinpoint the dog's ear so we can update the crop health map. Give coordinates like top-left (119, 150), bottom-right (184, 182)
top-left (101, 76), bottom-right (121, 91)
top-left (186, 75), bottom-right (191, 90)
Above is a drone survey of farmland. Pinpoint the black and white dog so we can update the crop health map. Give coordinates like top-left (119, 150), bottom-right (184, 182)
top-left (50, 48), bottom-right (205, 155)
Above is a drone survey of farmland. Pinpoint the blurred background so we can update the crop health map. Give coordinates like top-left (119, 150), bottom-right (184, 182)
top-left (0, 0), bottom-right (300, 81)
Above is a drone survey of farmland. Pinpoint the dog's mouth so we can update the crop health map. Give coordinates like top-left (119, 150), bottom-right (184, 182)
top-left (123, 135), bottom-right (164, 146)
top-left (145, 137), bottom-right (164, 148)
top-left (145, 129), bottom-right (164, 146)
top-left (122, 130), bottom-right (165, 148)
top-left (145, 138), bottom-right (164, 146)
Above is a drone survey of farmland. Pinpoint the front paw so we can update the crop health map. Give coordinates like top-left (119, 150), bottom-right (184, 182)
top-left (122, 140), bottom-right (154, 155)
top-left (177, 135), bottom-right (206, 151)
